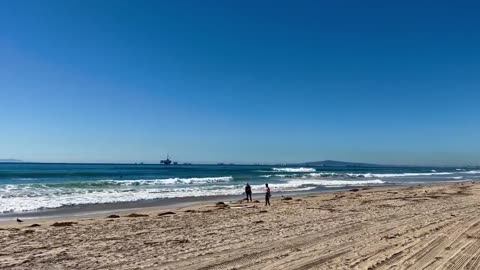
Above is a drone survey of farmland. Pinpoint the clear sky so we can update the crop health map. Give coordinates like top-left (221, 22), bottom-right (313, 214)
top-left (1, 1), bottom-right (479, 165)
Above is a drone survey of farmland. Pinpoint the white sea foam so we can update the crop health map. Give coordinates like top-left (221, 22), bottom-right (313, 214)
top-left (363, 172), bottom-right (454, 178)
top-left (286, 179), bottom-right (385, 187)
top-left (305, 171), bottom-right (480, 179)
top-left (365, 171), bottom-right (480, 178)
top-left (363, 170), bottom-right (480, 178)
top-left (272, 167), bottom-right (316, 172)
top-left (306, 172), bottom-right (344, 178)
top-left (303, 172), bottom-right (455, 179)
top-left (248, 179), bottom-right (385, 193)
top-left (0, 176), bottom-right (386, 213)
top-left (462, 170), bottom-right (480, 174)
top-left (0, 181), bottom-right (321, 213)
top-left (0, 176), bottom-right (233, 213)
top-left (101, 176), bottom-right (233, 186)
top-left (0, 186), bottom-right (240, 213)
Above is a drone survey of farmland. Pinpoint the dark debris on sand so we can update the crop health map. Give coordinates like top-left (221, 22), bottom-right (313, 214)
top-left (158, 211), bottom-right (176, 216)
top-left (216, 202), bottom-right (229, 208)
top-left (125, 213), bottom-right (149, 218)
top-left (51, 222), bottom-right (78, 227)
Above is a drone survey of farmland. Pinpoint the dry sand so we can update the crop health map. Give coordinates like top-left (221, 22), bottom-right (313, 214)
top-left (2, 182), bottom-right (480, 269)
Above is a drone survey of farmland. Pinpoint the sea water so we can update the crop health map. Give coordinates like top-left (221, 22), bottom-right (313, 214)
top-left (0, 163), bottom-right (479, 214)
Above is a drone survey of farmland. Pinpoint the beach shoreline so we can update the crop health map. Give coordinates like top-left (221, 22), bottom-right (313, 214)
top-left (3, 163), bottom-right (477, 216)
top-left (0, 185), bottom-right (390, 222)
top-left (2, 182), bottom-right (480, 269)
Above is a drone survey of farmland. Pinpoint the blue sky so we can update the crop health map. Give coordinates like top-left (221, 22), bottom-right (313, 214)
top-left (1, 1), bottom-right (479, 165)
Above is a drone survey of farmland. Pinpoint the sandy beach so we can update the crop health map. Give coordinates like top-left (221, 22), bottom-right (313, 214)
top-left (1, 182), bottom-right (480, 269)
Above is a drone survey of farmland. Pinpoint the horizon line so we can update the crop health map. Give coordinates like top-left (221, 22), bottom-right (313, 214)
top-left (0, 160), bottom-right (478, 168)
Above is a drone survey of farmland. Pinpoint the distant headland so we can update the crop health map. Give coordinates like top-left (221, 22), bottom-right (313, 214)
top-left (0, 159), bottom-right (23, 163)
top-left (291, 160), bottom-right (393, 167)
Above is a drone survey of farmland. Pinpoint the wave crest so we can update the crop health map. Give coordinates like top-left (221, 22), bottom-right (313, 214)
top-left (272, 167), bottom-right (316, 172)
top-left (105, 176), bottom-right (233, 186)
top-left (287, 179), bottom-right (385, 187)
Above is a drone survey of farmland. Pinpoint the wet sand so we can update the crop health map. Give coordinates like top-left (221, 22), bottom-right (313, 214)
top-left (1, 182), bottom-right (480, 269)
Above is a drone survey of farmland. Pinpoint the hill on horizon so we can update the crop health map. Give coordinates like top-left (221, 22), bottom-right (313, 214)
top-left (0, 159), bottom-right (23, 163)
top-left (294, 160), bottom-right (391, 167)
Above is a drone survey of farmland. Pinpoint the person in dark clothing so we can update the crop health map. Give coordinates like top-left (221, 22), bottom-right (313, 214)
top-left (245, 183), bottom-right (252, 202)
top-left (265, 183), bottom-right (271, 206)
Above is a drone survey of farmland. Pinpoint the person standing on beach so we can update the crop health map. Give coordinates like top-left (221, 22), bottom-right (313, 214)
top-left (265, 183), bottom-right (271, 206)
top-left (245, 183), bottom-right (252, 202)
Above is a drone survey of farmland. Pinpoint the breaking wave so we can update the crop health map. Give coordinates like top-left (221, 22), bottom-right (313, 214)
top-left (302, 171), bottom-right (480, 179)
top-left (272, 167), bottom-right (316, 172)
top-left (364, 172), bottom-right (454, 178)
top-left (0, 176), bottom-right (387, 213)
top-left (285, 179), bottom-right (386, 187)
top-left (102, 176), bottom-right (233, 186)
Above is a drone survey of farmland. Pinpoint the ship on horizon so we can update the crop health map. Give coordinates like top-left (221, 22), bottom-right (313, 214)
top-left (160, 154), bottom-right (177, 165)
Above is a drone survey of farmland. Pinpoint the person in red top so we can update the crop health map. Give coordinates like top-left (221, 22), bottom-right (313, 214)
top-left (265, 183), bottom-right (271, 206)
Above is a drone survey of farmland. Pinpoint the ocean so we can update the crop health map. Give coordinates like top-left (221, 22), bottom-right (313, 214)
top-left (0, 163), bottom-right (479, 215)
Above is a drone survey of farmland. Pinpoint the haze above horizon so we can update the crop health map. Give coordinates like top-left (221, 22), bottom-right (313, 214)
top-left (1, 1), bottom-right (479, 166)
